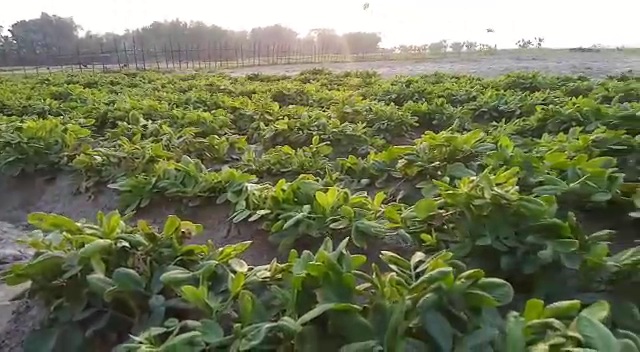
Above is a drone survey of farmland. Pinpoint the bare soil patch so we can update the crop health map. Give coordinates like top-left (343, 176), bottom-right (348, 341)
top-left (225, 51), bottom-right (640, 78)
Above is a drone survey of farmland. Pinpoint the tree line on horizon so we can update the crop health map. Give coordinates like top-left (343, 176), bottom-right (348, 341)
top-left (0, 13), bottom-right (384, 67)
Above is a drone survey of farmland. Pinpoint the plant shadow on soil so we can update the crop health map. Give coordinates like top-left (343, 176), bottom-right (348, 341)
top-left (0, 172), bottom-right (411, 265)
top-left (0, 172), bottom-right (412, 351)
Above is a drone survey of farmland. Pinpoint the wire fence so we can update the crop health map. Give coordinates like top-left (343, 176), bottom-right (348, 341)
top-left (0, 38), bottom-right (397, 75)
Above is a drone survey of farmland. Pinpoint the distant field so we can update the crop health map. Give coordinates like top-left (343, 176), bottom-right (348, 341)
top-left (224, 49), bottom-right (640, 78)
top-left (2, 48), bottom-right (640, 77)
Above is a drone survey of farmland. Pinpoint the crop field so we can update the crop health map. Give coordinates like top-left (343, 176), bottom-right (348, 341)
top-left (0, 69), bottom-right (639, 351)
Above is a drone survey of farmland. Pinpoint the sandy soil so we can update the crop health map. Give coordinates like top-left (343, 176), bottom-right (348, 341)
top-left (225, 51), bottom-right (640, 78)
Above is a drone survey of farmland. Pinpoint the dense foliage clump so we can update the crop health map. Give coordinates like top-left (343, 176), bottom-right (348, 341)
top-left (1, 70), bottom-right (640, 351)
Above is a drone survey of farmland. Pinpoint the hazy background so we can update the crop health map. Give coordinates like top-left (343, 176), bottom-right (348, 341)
top-left (2, 0), bottom-right (639, 48)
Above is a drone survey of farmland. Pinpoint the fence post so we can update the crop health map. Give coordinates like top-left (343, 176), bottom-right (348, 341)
top-left (272, 44), bottom-right (276, 64)
top-left (113, 38), bottom-right (121, 70)
top-left (169, 40), bottom-right (176, 69)
top-left (240, 44), bottom-right (245, 67)
top-left (257, 42), bottom-right (261, 66)
top-left (189, 45), bottom-right (194, 68)
top-left (184, 44), bottom-right (189, 69)
top-left (0, 45), bottom-right (5, 69)
top-left (123, 41), bottom-right (130, 68)
top-left (77, 43), bottom-right (83, 72)
top-left (132, 35), bottom-right (139, 70)
top-left (100, 42), bottom-right (106, 72)
top-left (177, 42), bottom-right (182, 69)
top-left (164, 43), bottom-right (169, 69)
top-left (252, 42), bottom-right (256, 66)
top-left (207, 42), bottom-right (212, 70)
top-left (154, 45), bottom-right (160, 70)
top-left (235, 45), bottom-right (240, 68)
top-left (140, 38), bottom-right (146, 70)
top-left (30, 42), bottom-right (39, 75)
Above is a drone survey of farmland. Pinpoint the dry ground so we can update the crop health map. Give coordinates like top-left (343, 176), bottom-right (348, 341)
top-left (224, 50), bottom-right (640, 78)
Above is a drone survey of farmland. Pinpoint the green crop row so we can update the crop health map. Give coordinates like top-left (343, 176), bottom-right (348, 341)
top-left (5, 212), bottom-right (640, 351)
top-left (0, 70), bottom-right (639, 351)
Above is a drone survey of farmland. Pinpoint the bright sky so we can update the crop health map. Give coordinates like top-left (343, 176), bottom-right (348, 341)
top-left (2, 0), bottom-right (639, 48)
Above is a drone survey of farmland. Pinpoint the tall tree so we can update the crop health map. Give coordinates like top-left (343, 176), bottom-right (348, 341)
top-left (9, 12), bottom-right (80, 57)
top-left (342, 32), bottom-right (381, 54)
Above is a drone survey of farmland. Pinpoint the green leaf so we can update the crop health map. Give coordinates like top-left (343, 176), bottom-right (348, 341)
top-left (414, 199), bottom-right (438, 219)
top-left (341, 206), bottom-right (355, 218)
top-left (180, 285), bottom-right (206, 307)
top-left (199, 319), bottom-right (224, 344)
top-left (329, 219), bottom-right (351, 229)
top-left (464, 289), bottom-right (499, 307)
top-left (551, 239), bottom-right (580, 253)
top-left (414, 267), bottom-right (454, 288)
top-left (373, 192), bottom-right (386, 208)
top-left (232, 209), bottom-right (251, 223)
top-left (24, 328), bottom-right (59, 352)
top-left (504, 312), bottom-right (526, 352)
top-left (542, 300), bottom-right (582, 319)
top-left (27, 213), bottom-right (82, 234)
top-left (315, 191), bottom-right (330, 210)
top-left (421, 311), bottom-right (453, 351)
top-left (580, 300), bottom-right (611, 322)
top-left (90, 255), bottom-right (106, 275)
top-left (446, 162), bottom-right (475, 178)
top-left (87, 274), bottom-right (114, 296)
top-left (523, 299), bottom-right (545, 321)
top-left (619, 339), bottom-right (640, 352)
top-left (230, 272), bottom-right (245, 295)
top-left (78, 239), bottom-right (113, 258)
top-left (103, 211), bottom-right (122, 238)
top-left (238, 323), bottom-right (273, 350)
top-left (283, 213), bottom-right (304, 230)
top-left (590, 192), bottom-right (612, 202)
top-left (474, 278), bottom-right (514, 306)
top-left (457, 327), bottom-right (499, 349)
top-left (159, 331), bottom-right (202, 350)
top-left (297, 303), bottom-right (361, 325)
top-left (159, 269), bottom-right (194, 287)
top-left (112, 268), bottom-right (145, 291)
top-left (238, 290), bottom-right (256, 325)
top-left (229, 258), bottom-right (249, 273)
top-left (294, 326), bottom-right (320, 352)
top-left (576, 314), bottom-right (618, 351)
top-left (162, 215), bottom-right (181, 236)
top-left (532, 185), bottom-right (565, 196)
top-left (339, 341), bottom-right (382, 352)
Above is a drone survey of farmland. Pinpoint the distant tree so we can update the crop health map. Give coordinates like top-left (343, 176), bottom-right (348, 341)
top-left (342, 32), bottom-right (381, 54)
top-left (534, 37), bottom-right (545, 48)
top-left (9, 12), bottom-right (80, 61)
top-left (428, 40), bottom-right (448, 54)
top-left (0, 12), bottom-right (385, 67)
top-left (249, 24), bottom-right (298, 47)
top-left (478, 43), bottom-right (496, 52)
top-left (463, 41), bottom-right (478, 51)
top-left (450, 42), bottom-right (464, 54)
top-left (516, 39), bottom-right (533, 49)
top-left (309, 28), bottom-right (344, 54)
